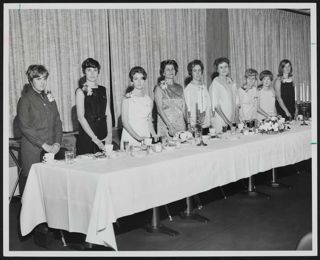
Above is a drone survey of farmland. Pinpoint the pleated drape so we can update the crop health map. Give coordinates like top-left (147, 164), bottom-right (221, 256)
top-left (228, 9), bottom-right (311, 95)
top-left (9, 9), bottom-right (111, 136)
top-left (108, 9), bottom-right (207, 126)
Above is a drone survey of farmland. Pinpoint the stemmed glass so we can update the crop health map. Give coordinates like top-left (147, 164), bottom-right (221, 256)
top-left (299, 102), bottom-right (308, 126)
top-left (196, 110), bottom-right (207, 146)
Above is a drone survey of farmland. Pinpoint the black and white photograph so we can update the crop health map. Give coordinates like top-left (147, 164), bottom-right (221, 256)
top-left (3, 2), bottom-right (317, 257)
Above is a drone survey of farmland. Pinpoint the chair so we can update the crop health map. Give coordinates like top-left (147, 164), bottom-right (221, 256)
top-left (296, 232), bottom-right (312, 250)
top-left (9, 138), bottom-right (22, 203)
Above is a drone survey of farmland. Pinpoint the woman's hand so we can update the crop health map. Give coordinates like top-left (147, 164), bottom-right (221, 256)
top-left (285, 111), bottom-right (292, 120)
top-left (103, 135), bottom-right (113, 145)
top-left (168, 125), bottom-right (176, 137)
top-left (42, 143), bottom-right (54, 153)
top-left (51, 143), bottom-right (61, 154)
top-left (92, 137), bottom-right (105, 151)
top-left (152, 134), bottom-right (160, 142)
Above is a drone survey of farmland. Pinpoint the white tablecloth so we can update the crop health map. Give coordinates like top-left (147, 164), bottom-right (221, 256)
top-left (20, 123), bottom-right (312, 250)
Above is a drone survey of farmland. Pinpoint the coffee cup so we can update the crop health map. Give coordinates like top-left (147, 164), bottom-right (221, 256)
top-left (143, 138), bottom-right (152, 146)
top-left (43, 153), bottom-right (55, 163)
top-left (105, 144), bottom-right (114, 154)
top-left (209, 128), bottom-right (216, 135)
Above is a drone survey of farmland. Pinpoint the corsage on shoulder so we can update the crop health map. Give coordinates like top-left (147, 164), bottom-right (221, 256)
top-left (46, 91), bottom-right (55, 102)
top-left (159, 80), bottom-right (168, 90)
top-left (82, 84), bottom-right (93, 96)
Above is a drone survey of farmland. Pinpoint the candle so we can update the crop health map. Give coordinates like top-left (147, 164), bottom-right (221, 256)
top-left (306, 84), bottom-right (309, 102)
top-left (294, 84), bottom-right (297, 102)
top-left (299, 83), bottom-right (303, 102)
top-left (211, 88), bottom-right (215, 112)
top-left (302, 83), bottom-right (305, 102)
top-left (186, 92), bottom-right (191, 112)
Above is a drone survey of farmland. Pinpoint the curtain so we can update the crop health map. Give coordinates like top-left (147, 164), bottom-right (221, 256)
top-left (8, 9), bottom-right (110, 137)
top-left (108, 9), bottom-right (207, 127)
top-left (228, 9), bottom-right (311, 96)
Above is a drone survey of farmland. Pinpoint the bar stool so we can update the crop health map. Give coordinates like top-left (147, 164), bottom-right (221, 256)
top-left (268, 168), bottom-right (292, 189)
top-left (9, 137), bottom-right (22, 203)
top-left (241, 175), bottom-right (270, 199)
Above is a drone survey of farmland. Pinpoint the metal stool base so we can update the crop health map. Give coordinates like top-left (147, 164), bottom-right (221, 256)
top-left (269, 181), bottom-right (292, 189)
top-left (180, 211), bottom-right (210, 223)
top-left (145, 224), bottom-right (179, 236)
top-left (241, 190), bottom-right (270, 199)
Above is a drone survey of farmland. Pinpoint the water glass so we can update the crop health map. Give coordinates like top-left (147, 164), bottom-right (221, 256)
top-left (123, 141), bottom-right (129, 152)
top-left (65, 151), bottom-right (74, 164)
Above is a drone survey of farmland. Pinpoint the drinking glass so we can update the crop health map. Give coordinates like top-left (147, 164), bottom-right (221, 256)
top-left (65, 151), bottom-right (74, 164)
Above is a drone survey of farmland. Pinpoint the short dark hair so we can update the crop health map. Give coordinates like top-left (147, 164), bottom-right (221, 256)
top-left (213, 57), bottom-right (230, 71)
top-left (129, 66), bottom-right (147, 81)
top-left (277, 59), bottom-right (293, 78)
top-left (245, 68), bottom-right (258, 79)
top-left (26, 65), bottom-right (49, 83)
top-left (81, 58), bottom-right (101, 74)
top-left (259, 70), bottom-right (274, 81)
top-left (187, 59), bottom-right (204, 77)
top-left (159, 59), bottom-right (179, 76)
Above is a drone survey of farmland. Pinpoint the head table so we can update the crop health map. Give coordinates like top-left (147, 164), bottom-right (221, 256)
top-left (20, 122), bottom-right (311, 250)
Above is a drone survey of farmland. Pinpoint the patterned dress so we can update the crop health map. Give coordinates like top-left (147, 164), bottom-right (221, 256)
top-left (156, 82), bottom-right (186, 137)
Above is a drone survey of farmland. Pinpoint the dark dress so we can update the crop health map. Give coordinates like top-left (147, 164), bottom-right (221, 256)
top-left (275, 81), bottom-right (296, 120)
top-left (76, 85), bottom-right (108, 155)
top-left (17, 85), bottom-right (63, 194)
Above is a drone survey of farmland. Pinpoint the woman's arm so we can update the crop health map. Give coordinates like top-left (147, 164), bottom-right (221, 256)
top-left (257, 106), bottom-right (270, 118)
top-left (104, 88), bottom-right (113, 144)
top-left (154, 86), bottom-right (175, 136)
top-left (121, 98), bottom-right (145, 142)
top-left (215, 105), bottom-right (232, 127)
top-left (76, 88), bottom-right (104, 150)
top-left (274, 79), bottom-right (292, 119)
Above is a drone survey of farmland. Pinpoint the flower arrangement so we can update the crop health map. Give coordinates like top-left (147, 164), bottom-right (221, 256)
top-left (258, 116), bottom-right (288, 134)
top-left (174, 131), bottom-right (193, 142)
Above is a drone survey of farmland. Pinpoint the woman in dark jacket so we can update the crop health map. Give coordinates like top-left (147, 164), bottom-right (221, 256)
top-left (17, 64), bottom-right (63, 194)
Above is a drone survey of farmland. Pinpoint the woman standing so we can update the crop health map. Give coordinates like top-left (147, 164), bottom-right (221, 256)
top-left (154, 59), bottom-right (187, 137)
top-left (75, 58), bottom-right (112, 155)
top-left (184, 60), bottom-right (212, 134)
top-left (208, 57), bottom-right (239, 133)
top-left (274, 59), bottom-right (297, 121)
top-left (120, 66), bottom-right (158, 149)
top-left (17, 65), bottom-right (63, 195)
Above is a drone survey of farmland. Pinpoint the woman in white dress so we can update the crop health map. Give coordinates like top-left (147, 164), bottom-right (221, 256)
top-left (208, 57), bottom-right (239, 133)
top-left (120, 66), bottom-right (158, 149)
top-left (184, 59), bottom-right (212, 134)
top-left (257, 70), bottom-right (277, 121)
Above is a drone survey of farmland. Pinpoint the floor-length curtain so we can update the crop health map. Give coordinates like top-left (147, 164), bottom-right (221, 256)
top-left (9, 9), bottom-right (110, 137)
top-left (108, 9), bottom-right (206, 127)
top-left (228, 9), bottom-right (311, 97)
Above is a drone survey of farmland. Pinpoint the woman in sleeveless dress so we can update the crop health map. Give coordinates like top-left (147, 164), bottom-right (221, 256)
top-left (257, 70), bottom-right (277, 121)
top-left (208, 57), bottom-right (239, 133)
top-left (120, 66), bottom-right (158, 149)
top-left (154, 59), bottom-right (187, 137)
top-left (274, 59), bottom-right (297, 121)
top-left (75, 58), bottom-right (112, 155)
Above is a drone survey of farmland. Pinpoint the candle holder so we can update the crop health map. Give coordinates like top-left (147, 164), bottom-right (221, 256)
top-left (298, 101), bottom-right (309, 126)
top-left (196, 110), bottom-right (207, 146)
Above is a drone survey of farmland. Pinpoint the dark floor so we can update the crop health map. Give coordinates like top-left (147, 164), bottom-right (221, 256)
top-left (8, 160), bottom-right (312, 254)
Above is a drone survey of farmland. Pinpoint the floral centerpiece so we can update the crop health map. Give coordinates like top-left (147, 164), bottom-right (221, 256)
top-left (258, 116), bottom-right (289, 134)
top-left (173, 131), bottom-right (193, 142)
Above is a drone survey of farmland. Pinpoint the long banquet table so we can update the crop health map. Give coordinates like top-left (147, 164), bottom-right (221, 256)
top-left (20, 122), bottom-right (312, 250)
